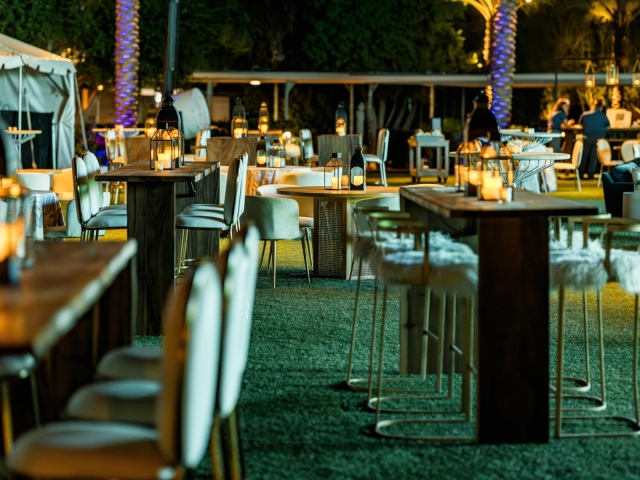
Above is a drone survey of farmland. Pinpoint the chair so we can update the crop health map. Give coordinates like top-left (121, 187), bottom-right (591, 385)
top-left (241, 195), bottom-right (311, 287)
top-left (192, 129), bottom-right (211, 159)
top-left (278, 171), bottom-right (326, 187)
top-left (7, 262), bottom-right (222, 479)
top-left (620, 140), bottom-right (640, 163)
top-left (597, 139), bottom-right (623, 188)
top-left (299, 129), bottom-right (319, 167)
top-left (83, 152), bottom-right (127, 216)
top-left (71, 155), bottom-right (127, 241)
top-left (52, 168), bottom-right (74, 201)
top-left (105, 127), bottom-right (126, 203)
top-left (17, 172), bottom-right (50, 191)
top-left (364, 128), bottom-right (390, 187)
top-left (554, 138), bottom-right (583, 192)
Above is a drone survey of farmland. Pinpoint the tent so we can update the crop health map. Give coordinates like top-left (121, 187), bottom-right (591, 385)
top-left (0, 32), bottom-right (85, 169)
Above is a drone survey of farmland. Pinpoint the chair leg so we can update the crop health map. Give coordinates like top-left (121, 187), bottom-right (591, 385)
top-left (555, 287), bottom-right (566, 438)
top-left (448, 295), bottom-right (457, 399)
top-left (227, 408), bottom-right (243, 480)
top-left (1, 380), bottom-right (13, 455)
top-left (596, 292), bottom-right (607, 407)
top-left (381, 162), bottom-right (387, 187)
top-left (259, 241), bottom-right (267, 268)
top-left (576, 172), bottom-right (582, 192)
top-left (597, 164), bottom-right (604, 188)
top-left (367, 277), bottom-right (380, 404)
top-left (346, 258), bottom-right (363, 389)
top-left (301, 237), bottom-right (310, 282)
top-left (306, 228), bottom-right (313, 269)
top-left (421, 287), bottom-right (432, 380)
top-left (436, 294), bottom-right (447, 393)
top-left (582, 290), bottom-right (591, 389)
top-left (272, 241), bottom-right (277, 288)
top-left (374, 285), bottom-right (389, 425)
top-left (29, 372), bottom-right (40, 428)
top-left (267, 241), bottom-right (273, 274)
top-left (633, 295), bottom-right (640, 424)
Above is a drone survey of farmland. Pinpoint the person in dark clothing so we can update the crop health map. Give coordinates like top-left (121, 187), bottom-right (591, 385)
top-left (547, 98), bottom-right (574, 152)
top-left (465, 92), bottom-right (500, 142)
top-left (578, 99), bottom-right (610, 179)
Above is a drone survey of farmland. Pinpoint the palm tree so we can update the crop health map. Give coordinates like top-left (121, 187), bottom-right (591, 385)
top-left (115, 0), bottom-right (140, 127)
top-left (488, 0), bottom-right (517, 127)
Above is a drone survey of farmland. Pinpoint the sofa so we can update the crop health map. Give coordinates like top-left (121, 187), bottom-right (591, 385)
top-left (601, 159), bottom-right (639, 217)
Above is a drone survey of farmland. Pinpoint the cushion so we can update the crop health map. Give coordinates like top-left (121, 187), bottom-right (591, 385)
top-left (96, 208), bottom-right (127, 216)
top-left (181, 204), bottom-right (223, 213)
top-left (608, 249), bottom-right (640, 294)
top-left (610, 159), bottom-right (640, 182)
top-left (549, 246), bottom-right (607, 292)
top-left (176, 213), bottom-right (228, 230)
top-left (86, 214), bottom-right (127, 229)
top-left (97, 346), bottom-right (163, 381)
top-left (66, 380), bottom-right (159, 426)
top-left (7, 422), bottom-right (168, 479)
top-left (299, 216), bottom-right (314, 228)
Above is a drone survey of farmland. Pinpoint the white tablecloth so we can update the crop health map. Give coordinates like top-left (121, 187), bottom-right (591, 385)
top-left (246, 166), bottom-right (311, 195)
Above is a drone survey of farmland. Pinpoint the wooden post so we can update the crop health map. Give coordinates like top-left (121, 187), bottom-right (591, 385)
top-left (273, 84), bottom-right (279, 122)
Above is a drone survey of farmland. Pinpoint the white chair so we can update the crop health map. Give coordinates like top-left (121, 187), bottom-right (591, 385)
top-left (105, 127), bottom-right (126, 203)
top-left (241, 196), bottom-right (311, 287)
top-left (554, 138), bottom-right (583, 192)
top-left (620, 140), bottom-right (640, 163)
top-left (7, 262), bottom-right (222, 478)
top-left (193, 129), bottom-right (211, 159)
top-left (83, 152), bottom-right (127, 216)
top-left (299, 129), bottom-right (318, 166)
top-left (597, 139), bottom-right (623, 188)
top-left (364, 128), bottom-right (390, 187)
top-left (17, 172), bottom-right (50, 191)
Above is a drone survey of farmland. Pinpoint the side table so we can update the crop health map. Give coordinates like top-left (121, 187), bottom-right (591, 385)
top-left (623, 192), bottom-right (640, 221)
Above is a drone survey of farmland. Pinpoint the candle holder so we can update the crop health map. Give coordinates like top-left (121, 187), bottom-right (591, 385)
top-left (231, 97), bottom-right (248, 138)
top-left (269, 140), bottom-right (285, 168)
top-left (325, 152), bottom-right (348, 190)
top-left (258, 102), bottom-right (269, 134)
top-left (335, 101), bottom-right (348, 137)
top-left (150, 123), bottom-right (183, 170)
top-left (349, 144), bottom-right (365, 191)
top-left (256, 133), bottom-right (270, 167)
top-left (455, 141), bottom-right (478, 194)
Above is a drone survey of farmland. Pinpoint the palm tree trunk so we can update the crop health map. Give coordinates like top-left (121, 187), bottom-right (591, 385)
top-left (483, 16), bottom-right (492, 65)
top-left (115, 0), bottom-right (140, 127)
top-left (489, 0), bottom-right (517, 128)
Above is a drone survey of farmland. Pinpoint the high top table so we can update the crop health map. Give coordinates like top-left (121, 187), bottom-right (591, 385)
top-left (400, 186), bottom-right (597, 444)
top-left (97, 161), bottom-right (220, 334)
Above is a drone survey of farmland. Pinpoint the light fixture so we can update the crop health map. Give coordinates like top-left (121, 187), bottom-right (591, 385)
top-left (585, 60), bottom-right (596, 88)
top-left (154, 91), bottom-right (163, 103)
top-left (249, 80), bottom-right (261, 86)
top-left (606, 60), bottom-right (619, 86)
top-left (97, 84), bottom-right (104, 91)
top-left (335, 101), bottom-right (348, 136)
top-left (477, 63), bottom-right (483, 68)
top-left (230, 97), bottom-right (248, 138)
top-left (258, 102), bottom-right (269, 134)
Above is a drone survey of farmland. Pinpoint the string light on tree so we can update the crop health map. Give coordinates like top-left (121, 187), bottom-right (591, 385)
top-left (488, 0), bottom-right (517, 127)
top-left (115, 0), bottom-right (140, 127)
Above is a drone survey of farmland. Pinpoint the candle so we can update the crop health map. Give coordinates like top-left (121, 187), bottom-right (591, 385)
top-left (155, 160), bottom-right (164, 172)
top-left (331, 177), bottom-right (340, 189)
top-left (500, 186), bottom-right (513, 203)
top-left (467, 170), bottom-right (479, 186)
top-left (233, 128), bottom-right (244, 139)
top-left (336, 126), bottom-right (346, 136)
top-left (157, 152), bottom-right (172, 169)
top-left (285, 144), bottom-right (300, 158)
top-left (481, 172), bottom-right (502, 200)
top-left (341, 174), bottom-right (349, 188)
top-left (352, 175), bottom-right (364, 186)
top-left (257, 155), bottom-right (267, 165)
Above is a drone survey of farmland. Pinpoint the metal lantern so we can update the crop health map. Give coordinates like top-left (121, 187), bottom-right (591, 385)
top-left (231, 97), bottom-right (248, 138)
top-left (335, 101), bottom-right (347, 136)
top-left (606, 61), bottom-right (619, 86)
top-left (258, 102), bottom-right (269, 134)
top-left (145, 117), bottom-right (157, 137)
top-left (455, 141), bottom-right (478, 193)
top-left (256, 134), bottom-right (270, 167)
top-left (150, 123), bottom-right (183, 170)
top-left (479, 140), bottom-right (512, 200)
top-left (585, 60), bottom-right (596, 88)
top-left (324, 152), bottom-right (348, 190)
top-left (268, 139), bottom-right (285, 168)
top-left (632, 60), bottom-right (640, 88)
top-left (349, 144), bottom-right (365, 191)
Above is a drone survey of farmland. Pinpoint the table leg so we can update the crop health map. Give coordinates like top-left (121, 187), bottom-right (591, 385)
top-left (477, 216), bottom-right (549, 444)
top-left (128, 183), bottom-right (175, 335)
top-left (313, 197), bottom-right (349, 279)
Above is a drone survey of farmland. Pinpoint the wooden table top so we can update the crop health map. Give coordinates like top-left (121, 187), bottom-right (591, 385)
top-left (401, 186), bottom-right (598, 218)
top-left (0, 241), bottom-right (137, 357)
top-left (277, 185), bottom-right (399, 199)
top-left (96, 161), bottom-right (219, 183)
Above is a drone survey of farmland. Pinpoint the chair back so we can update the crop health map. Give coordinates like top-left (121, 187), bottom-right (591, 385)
top-left (52, 168), bottom-right (73, 200)
top-left (621, 140), bottom-right (640, 163)
top-left (83, 151), bottom-right (105, 216)
top-left (571, 139), bottom-right (584, 168)
top-left (217, 226), bottom-right (260, 418)
top-left (223, 156), bottom-right (242, 226)
top-left (256, 184), bottom-right (296, 196)
top-left (71, 155), bottom-right (93, 225)
top-left (16, 172), bottom-right (50, 191)
top-left (279, 171), bottom-right (325, 186)
top-left (376, 128), bottom-right (390, 161)
top-left (299, 129), bottom-right (314, 161)
top-left (236, 153), bottom-right (248, 220)
top-left (241, 196), bottom-right (300, 241)
top-left (596, 139), bottom-right (612, 164)
top-left (156, 262), bottom-right (222, 468)
top-left (194, 129), bottom-right (210, 157)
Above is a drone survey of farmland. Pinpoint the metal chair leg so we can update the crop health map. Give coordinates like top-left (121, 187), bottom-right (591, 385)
top-left (29, 373), bottom-right (40, 428)
top-left (436, 294), bottom-right (446, 393)
top-left (448, 295), bottom-right (457, 399)
top-left (301, 237), bottom-right (310, 282)
top-left (306, 228), bottom-right (313, 269)
top-left (267, 241), bottom-right (273, 274)
top-left (367, 277), bottom-right (380, 404)
top-left (259, 241), bottom-right (267, 268)
top-left (374, 285), bottom-right (389, 426)
top-left (555, 287), bottom-right (566, 438)
top-left (1, 380), bottom-right (13, 455)
top-left (346, 258), bottom-right (363, 389)
top-left (272, 241), bottom-right (277, 288)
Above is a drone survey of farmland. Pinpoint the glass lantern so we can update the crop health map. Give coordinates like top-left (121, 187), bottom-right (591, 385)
top-left (455, 141), bottom-right (479, 193)
top-left (231, 97), bottom-right (248, 138)
top-left (479, 140), bottom-right (511, 200)
top-left (349, 145), bottom-right (365, 191)
top-left (258, 102), bottom-right (269, 134)
top-left (268, 139), bottom-right (285, 168)
top-left (0, 187), bottom-right (27, 285)
top-left (256, 134), bottom-right (270, 167)
top-left (150, 123), bottom-right (183, 170)
top-left (606, 61), bottom-right (619, 86)
top-left (145, 117), bottom-right (157, 137)
top-left (335, 101), bottom-right (347, 136)
top-left (324, 152), bottom-right (348, 190)
top-left (585, 60), bottom-right (596, 88)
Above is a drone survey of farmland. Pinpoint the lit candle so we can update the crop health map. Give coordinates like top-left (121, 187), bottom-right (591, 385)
top-left (0, 225), bottom-right (10, 261)
top-left (352, 175), bottom-right (364, 186)
top-left (481, 172), bottom-right (502, 200)
top-left (331, 177), bottom-right (340, 189)
top-left (257, 155), bottom-right (267, 165)
top-left (157, 151), bottom-right (171, 169)
top-left (467, 170), bottom-right (479, 186)
top-left (336, 126), bottom-right (346, 136)
top-left (233, 128), bottom-right (244, 139)
top-left (341, 174), bottom-right (349, 188)
top-left (285, 144), bottom-right (300, 158)
top-left (155, 160), bottom-right (164, 172)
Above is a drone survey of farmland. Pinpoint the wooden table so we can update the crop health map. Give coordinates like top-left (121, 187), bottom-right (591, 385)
top-left (317, 134), bottom-right (362, 167)
top-left (400, 187), bottom-right (597, 444)
top-left (97, 162), bottom-right (220, 334)
top-left (278, 186), bottom-right (398, 279)
top-left (0, 241), bottom-right (136, 423)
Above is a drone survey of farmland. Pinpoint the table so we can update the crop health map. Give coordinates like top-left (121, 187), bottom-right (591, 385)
top-left (499, 130), bottom-right (562, 150)
top-left (408, 136), bottom-right (450, 182)
top-left (28, 191), bottom-right (64, 240)
top-left (278, 186), bottom-right (398, 279)
top-left (247, 166), bottom-right (311, 195)
top-left (400, 187), bottom-right (597, 444)
top-left (623, 192), bottom-right (640, 220)
top-left (5, 129), bottom-right (43, 168)
top-left (0, 241), bottom-right (137, 423)
top-left (317, 134), bottom-right (362, 167)
top-left (97, 162), bottom-right (220, 334)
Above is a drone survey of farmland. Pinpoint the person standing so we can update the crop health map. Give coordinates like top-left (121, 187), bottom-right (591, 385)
top-left (578, 99), bottom-right (610, 179)
top-left (465, 92), bottom-right (500, 143)
top-left (547, 98), bottom-right (574, 153)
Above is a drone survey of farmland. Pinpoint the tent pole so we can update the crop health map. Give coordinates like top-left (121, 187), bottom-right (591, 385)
top-left (75, 73), bottom-right (88, 153)
top-left (18, 65), bottom-right (22, 165)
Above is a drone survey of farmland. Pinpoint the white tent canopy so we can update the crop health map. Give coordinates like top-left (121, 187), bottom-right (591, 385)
top-left (0, 32), bottom-right (80, 168)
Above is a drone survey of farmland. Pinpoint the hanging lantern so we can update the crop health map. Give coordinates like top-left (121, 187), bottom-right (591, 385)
top-left (258, 102), bottom-right (269, 134)
top-left (606, 61), bottom-right (619, 86)
top-left (268, 139), bottom-right (285, 168)
top-left (324, 152), bottom-right (348, 190)
top-left (256, 134), bottom-right (270, 167)
top-left (231, 97), bottom-right (248, 138)
top-left (335, 101), bottom-right (347, 136)
top-left (150, 123), bottom-right (183, 171)
top-left (349, 144), bottom-right (365, 191)
top-left (585, 60), bottom-right (596, 88)
top-left (145, 117), bottom-right (157, 137)
top-left (632, 60), bottom-right (640, 88)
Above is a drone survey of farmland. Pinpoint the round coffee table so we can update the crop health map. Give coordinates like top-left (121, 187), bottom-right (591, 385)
top-left (277, 186), bottom-right (398, 279)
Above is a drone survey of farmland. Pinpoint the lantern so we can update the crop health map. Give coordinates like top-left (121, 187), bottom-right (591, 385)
top-left (258, 102), bottom-right (269, 134)
top-left (231, 97), bottom-right (248, 138)
top-left (585, 60), bottom-right (596, 88)
top-left (479, 140), bottom-right (511, 201)
top-left (349, 145), bottom-right (365, 191)
top-left (256, 134), bottom-right (270, 167)
top-left (335, 101), bottom-right (347, 136)
top-left (268, 139), bottom-right (285, 168)
top-left (324, 152), bottom-right (348, 190)
top-left (632, 60), bottom-right (640, 88)
top-left (145, 117), bottom-right (157, 137)
top-left (606, 61), bottom-right (619, 86)
top-left (150, 123), bottom-right (183, 170)
top-left (282, 132), bottom-right (301, 165)
top-left (455, 141), bottom-right (479, 193)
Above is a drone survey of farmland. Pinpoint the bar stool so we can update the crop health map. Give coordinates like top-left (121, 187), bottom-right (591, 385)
top-left (370, 219), bottom-right (478, 441)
